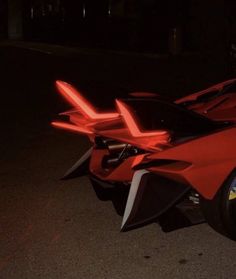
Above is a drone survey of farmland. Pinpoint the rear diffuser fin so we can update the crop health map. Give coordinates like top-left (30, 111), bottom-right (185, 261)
top-left (62, 147), bottom-right (93, 180)
top-left (121, 170), bottom-right (190, 231)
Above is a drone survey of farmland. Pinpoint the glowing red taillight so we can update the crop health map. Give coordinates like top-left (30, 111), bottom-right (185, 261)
top-left (56, 80), bottom-right (119, 120)
top-left (115, 99), bottom-right (169, 143)
top-left (53, 81), bottom-right (170, 149)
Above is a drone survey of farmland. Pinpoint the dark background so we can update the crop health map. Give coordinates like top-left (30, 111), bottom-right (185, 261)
top-left (1, 0), bottom-right (236, 52)
top-left (1, 1), bottom-right (236, 278)
top-left (2, 0), bottom-right (236, 80)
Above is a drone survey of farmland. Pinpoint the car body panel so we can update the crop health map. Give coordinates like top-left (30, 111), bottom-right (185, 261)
top-left (144, 127), bottom-right (236, 199)
top-left (175, 78), bottom-right (236, 121)
top-left (52, 79), bottom-right (236, 231)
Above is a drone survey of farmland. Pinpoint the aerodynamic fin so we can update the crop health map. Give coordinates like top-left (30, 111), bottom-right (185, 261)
top-left (121, 170), bottom-right (190, 231)
top-left (62, 147), bottom-right (93, 180)
top-left (51, 121), bottom-right (93, 134)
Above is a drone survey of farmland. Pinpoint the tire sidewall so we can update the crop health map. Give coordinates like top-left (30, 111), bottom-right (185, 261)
top-left (201, 169), bottom-right (236, 240)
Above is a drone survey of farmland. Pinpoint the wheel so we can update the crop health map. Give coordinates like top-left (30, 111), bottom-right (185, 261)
top-left (200, 170), bottom-right (236, 240)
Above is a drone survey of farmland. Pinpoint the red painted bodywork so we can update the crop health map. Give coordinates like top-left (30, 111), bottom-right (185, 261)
top-left (175, 78), bottom-right (236, 121)
top-left (53, 79), bottom-right (236, 200)
top-left (145, 127), bottom-right (236, 199)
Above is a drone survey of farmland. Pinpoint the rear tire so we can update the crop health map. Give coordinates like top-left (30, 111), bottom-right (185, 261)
top-left (201, 170), bottom-right (236, 241)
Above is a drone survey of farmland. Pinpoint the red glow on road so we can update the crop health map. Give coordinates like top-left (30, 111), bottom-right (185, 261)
top-left (116, 99), bottom-right (169, 140)
top-left (56, 81), bottom-right (119, 120)
top-left (51, 121), bottom-right (93, 134)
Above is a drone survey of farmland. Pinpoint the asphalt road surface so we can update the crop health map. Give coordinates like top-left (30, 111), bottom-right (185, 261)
top-left (0, 42), bottom-right (236, 279)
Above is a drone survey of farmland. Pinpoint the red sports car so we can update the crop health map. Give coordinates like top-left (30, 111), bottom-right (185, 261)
top-left (52, 79), bottom-right (236, 241)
